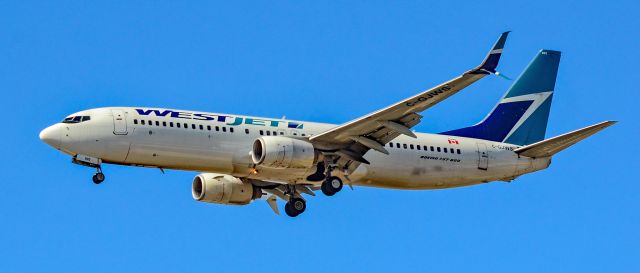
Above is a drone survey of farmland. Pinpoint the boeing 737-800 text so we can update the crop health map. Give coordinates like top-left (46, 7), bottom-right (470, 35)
top-left (39, 32), bottom-right (615, 217)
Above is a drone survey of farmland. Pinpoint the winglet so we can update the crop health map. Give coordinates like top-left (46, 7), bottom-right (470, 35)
top-left (471, 31), bottom-right (510, 74)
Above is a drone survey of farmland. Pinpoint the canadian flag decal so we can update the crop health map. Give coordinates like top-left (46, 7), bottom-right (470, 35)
top-left (448, 139), bottom-right (460, 144)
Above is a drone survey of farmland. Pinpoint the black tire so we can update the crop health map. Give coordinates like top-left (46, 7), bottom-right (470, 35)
top-left (328, 176), bottom-right (343, 193)
top-left (322, 176), bottom-right (342, 196)
top-left (291, 198), bottom-right (306, 214)
top-left (321, 181), bottom-right (336, 196)
top-left (92, 173), bottom-right (105, 184)
top-left (284, 198), bottom-right (306, 217)
top-left (284, 202), bottom-right (299, 217)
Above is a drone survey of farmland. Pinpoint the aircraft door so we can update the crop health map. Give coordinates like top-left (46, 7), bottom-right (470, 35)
top-left (476, 143), bottom-right (489, 170)
top-left (112, 109), bottom-right (128, 135)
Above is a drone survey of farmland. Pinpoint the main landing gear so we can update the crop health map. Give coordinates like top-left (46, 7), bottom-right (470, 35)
top-left (320, 161), bottom-right (343, 196)
top-left (283, 185), bottom-right (306, 217)
top-left (283, 177), bottom-right (342, 217)
top-left (321, 176), bottom-right (343, 196)
top-left (284, 198), bottom-right (306, 217)
top-left (92, 167), bottom-right (105, 184)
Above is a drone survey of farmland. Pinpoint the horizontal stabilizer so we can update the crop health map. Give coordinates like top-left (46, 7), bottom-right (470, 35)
top-left (514, 121), bottom-right (616, 158)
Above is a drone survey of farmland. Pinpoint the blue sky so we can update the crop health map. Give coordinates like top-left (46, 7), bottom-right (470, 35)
top-left (1, 1), bottom-right (638, 272)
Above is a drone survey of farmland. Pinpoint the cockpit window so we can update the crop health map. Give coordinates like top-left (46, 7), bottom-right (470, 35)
top-left (62, 116), bottom-right (91, 124)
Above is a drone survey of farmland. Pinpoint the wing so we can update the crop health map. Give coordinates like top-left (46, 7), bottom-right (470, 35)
top-left (309, 32), bottom-right (510, 165)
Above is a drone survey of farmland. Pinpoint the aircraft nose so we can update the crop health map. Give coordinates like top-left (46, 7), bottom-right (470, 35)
top-left (39, 125), bottom-right (61, 148)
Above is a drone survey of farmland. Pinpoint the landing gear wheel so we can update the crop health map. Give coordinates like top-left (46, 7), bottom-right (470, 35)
top-left (321, 176), bottom-right (343, 196)
top-left (284, 198), bottom-right (306, 217)
top-left (92, 172), bottom-right (105, 184)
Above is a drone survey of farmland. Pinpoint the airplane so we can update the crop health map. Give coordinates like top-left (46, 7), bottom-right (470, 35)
top-left (39, 32), bottom-right (616, 217)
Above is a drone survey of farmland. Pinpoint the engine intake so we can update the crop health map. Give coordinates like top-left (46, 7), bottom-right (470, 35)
top-left (192, 173), bottom-right (259, 205)
top-left (251, 136), bottom-right (317, 169)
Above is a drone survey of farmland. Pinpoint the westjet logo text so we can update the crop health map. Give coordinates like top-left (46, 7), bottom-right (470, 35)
top-left (135, 109), bottom-right (303, 129)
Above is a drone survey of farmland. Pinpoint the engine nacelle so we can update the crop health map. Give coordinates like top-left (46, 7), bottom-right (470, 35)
top-left (191, 173), bottom-right (259, 205)
top-left (251, 136), bottom-right (317, 169)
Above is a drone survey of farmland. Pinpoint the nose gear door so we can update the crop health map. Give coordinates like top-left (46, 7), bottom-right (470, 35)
top-left (476, 143), bottom-right (489, 170)
top-left (112, 109), bottom-right (128, 135)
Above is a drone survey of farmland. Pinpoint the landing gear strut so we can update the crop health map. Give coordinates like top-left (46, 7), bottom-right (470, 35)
top-left (92, 167), bottom-right (105, 184)
top-left (284, 185), bottom-right (306, 217)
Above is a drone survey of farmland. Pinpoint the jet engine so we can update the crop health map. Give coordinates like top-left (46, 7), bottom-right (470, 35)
top-left (191, 173), bottom-right (260, 205)
top-left (251, 136), bottom-right (317, 169)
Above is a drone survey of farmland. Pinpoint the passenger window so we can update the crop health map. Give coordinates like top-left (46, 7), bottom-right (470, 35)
top-left (403, 144), bottom-right (407, 149)
top-left (389, 142), bottom-right (393, 147)
top-left (155, 121), bottom-right (160, 126)
top-left (279, 132), bottom-right (284, 135)
top-left (444, 148), bottom-right (448, 153)
top-left (199, 125), bottom-right (203, 130)
top-left (259, 130), bottom-right (264, 135)
top-left (215, 126), bottom-right (220, 131)
top-left (134, 119), bottom-right (138, 125)
top-left (274, 131), bottom-right (279, 136)
top-left (416, 145), bottom-right (421, 150)
top-left (266, 131), bottom-right (271, 136)
top-left (222, 127), bottom-right (227, 132)
top-left (437, 147), bottom-right (441, 152)
top-left (430, 146), bottom-right (434, 152)
top-left (293, 132), bottom-right (298, 136)
top-left (176, 123), bottom-right (181, 128)
top-left (148, 120), bottom-right (152, 125)
top-left (184, 123), bottom-right (188, 129)
top-left (162, 121), bottom-right (167, 127)
top-left (457, 149), bottom-right (461, 154)
top-left (192, 124), bottom-right (196, 129)
top-left (170, 122), bottom-right (174, 127)
top-left (245, 128), bottom-right (249, 134)
top-left (230, 128), bottom-right (234, 133)
top-left (410, 144), bottom-right (414, 149)
top-left (141, 120), bottom-right (146, 125)
top-left (301, 133), bottom-right (306, 136)
top-left (396, 143), bottom-right (400, 148)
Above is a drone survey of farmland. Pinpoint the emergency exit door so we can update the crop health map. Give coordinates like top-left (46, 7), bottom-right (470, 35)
top-left (112, 109), bottom-right (128, 135)
top-left (476, 143), bottom-right (489, 170)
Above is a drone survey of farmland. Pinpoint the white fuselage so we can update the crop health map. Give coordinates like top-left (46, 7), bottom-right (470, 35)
top-left (40, 107), bottom-right (551, 189)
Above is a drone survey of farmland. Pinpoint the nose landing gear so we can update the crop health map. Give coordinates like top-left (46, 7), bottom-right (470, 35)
top-left (72, 154), bottom-right (105, 184)
top-left (92, 167), bottom-right (105, 184)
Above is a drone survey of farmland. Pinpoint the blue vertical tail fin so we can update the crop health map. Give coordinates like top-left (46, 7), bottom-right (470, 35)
top-left (441, 50), bottom-right (561, 146)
